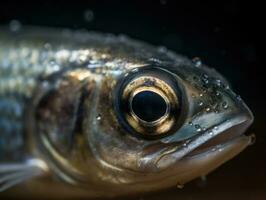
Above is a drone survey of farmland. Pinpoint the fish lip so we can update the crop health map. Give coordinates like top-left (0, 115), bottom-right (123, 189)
top-left (184, 115), bottom-right (254, 158)
top-left (156, 113), bottom-right (254, 169)
top-left (184, 133), bottom-right (255, 159)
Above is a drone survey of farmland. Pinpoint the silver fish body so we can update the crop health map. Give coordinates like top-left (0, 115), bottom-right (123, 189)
top-left (0, 26), bottom-right (254, 198)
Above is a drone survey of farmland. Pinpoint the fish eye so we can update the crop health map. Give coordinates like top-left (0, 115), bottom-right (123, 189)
top-left (131, 90), bottom-right (168, 122)
top-left (114, 67), bottom-right (186, 139)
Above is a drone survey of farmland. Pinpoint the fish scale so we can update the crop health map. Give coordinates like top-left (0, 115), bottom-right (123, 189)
top-left (0, 28), bottom-right (123, 162)
top-left (0, 93), bottom-right (25, 161)
top-left (0, 60), bottom-right (37, 161)
top-left (0, 38), bottom-right (63, 162)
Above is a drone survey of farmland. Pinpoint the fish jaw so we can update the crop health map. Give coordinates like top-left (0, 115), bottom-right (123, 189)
top-left (118, 114), bottom-right (254, 195)
top-left (156, 113), bottom-right (253, 169)
top-left (160, 133), bottom-right (253, 187)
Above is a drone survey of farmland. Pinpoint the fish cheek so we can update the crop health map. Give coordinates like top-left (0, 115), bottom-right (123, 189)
top-left (88, 77), bottom-right (144, 171)
top-left (96, 78), bottom-right (122, 136)
top-left (35, 75), bottom-right (86, 156)
top-left (31, 70), bottom-right (107, 182)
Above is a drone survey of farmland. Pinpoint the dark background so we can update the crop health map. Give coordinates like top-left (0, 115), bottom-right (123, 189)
top-left (0, 1), bottom-right (265, 199)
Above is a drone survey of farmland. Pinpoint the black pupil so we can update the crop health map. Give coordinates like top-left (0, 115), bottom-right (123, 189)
top-left (131, 91), bottom-right (167, 122)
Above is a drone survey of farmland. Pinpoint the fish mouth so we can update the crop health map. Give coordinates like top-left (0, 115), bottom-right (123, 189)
top-left (185, 116), bottom-right (254, 158)
top-left (156, 113), bottom-right (254, 170)
top-left (145, 113), bottom-right (254, 188)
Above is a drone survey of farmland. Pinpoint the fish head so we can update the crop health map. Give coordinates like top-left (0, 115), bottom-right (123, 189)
top-left (33, 46), bottom-right (254, 196)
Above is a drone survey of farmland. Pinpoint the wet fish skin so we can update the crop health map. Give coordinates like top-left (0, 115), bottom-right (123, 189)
top-left (0, 27), bottom-right (253, 198)
top-left (0, 27), bottom-right (180, 161)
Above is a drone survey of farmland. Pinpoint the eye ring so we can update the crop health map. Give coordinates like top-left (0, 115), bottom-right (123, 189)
top-left (113, 66), bottom-right (186, 139)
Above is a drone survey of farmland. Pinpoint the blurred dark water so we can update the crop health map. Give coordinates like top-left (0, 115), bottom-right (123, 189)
top-left (0, 1), bottom-right (265, 199)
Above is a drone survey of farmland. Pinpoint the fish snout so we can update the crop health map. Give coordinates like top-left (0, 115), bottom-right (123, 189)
top-left (138, 89), bottom-right (254, 176)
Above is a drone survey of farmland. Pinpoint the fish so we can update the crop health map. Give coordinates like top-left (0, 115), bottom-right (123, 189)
top-left (0, 25), bottom-right (254, 199)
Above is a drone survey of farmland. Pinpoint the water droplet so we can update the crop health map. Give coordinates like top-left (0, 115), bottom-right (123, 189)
top-left (52, 64), bottom-right (60, 71)
top-left (49, 60), bottom-right (55, 65)
top-left (195, 124), bottom-right (202, 132)
top-left (236, 95), bottom-right (243, 101)
top-left (222, 101), bottom-right (228, 109)
top-left (216, 91), bottom-right (221, 96)
top-left (77, 54), bottom-right (88, 64)
top-left (132, 68), bottom-right (139, 73)
top-left (83, 9), bottom-right (94, 22)
top-left (216, 79), bottom-right (222, 87)
top-left (214, 126), bottom-right (218, 130)
top-left (202, 78), bottom-right (209, 84)
top-left (9, 20), bottom-right (22, 32)
top-left (198, 101), bottom-right (204, 106)
top-left (199, 93), bottom-right (203, 97)
top-left (176, 183), bottom-right (184, 189)
top-left (49, 61), bottom-right (60, 72)
top-left (188, 121), bottom-right (193, 126)
top-left (205, 107), bottom-right (211, 112)
top-left (149, 57), bottom-right (162, 63)
top-left (203, 74), bottom-right (208, 79)
top-left (192, 57), bottom-right (202, 67)
top-left (208, 130), bottom-right (214, 136)
top-left (182, 142), bottom-right (188, 147)
top-left (96, 114), bottom-right (102, 121)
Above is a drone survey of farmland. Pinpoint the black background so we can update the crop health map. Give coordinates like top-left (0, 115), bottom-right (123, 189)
top-left (0, 1), bottom-right (265, 199)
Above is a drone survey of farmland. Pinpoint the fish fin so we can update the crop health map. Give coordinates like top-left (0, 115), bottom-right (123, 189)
top-left (0, 158), bottom-right (48, 192)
